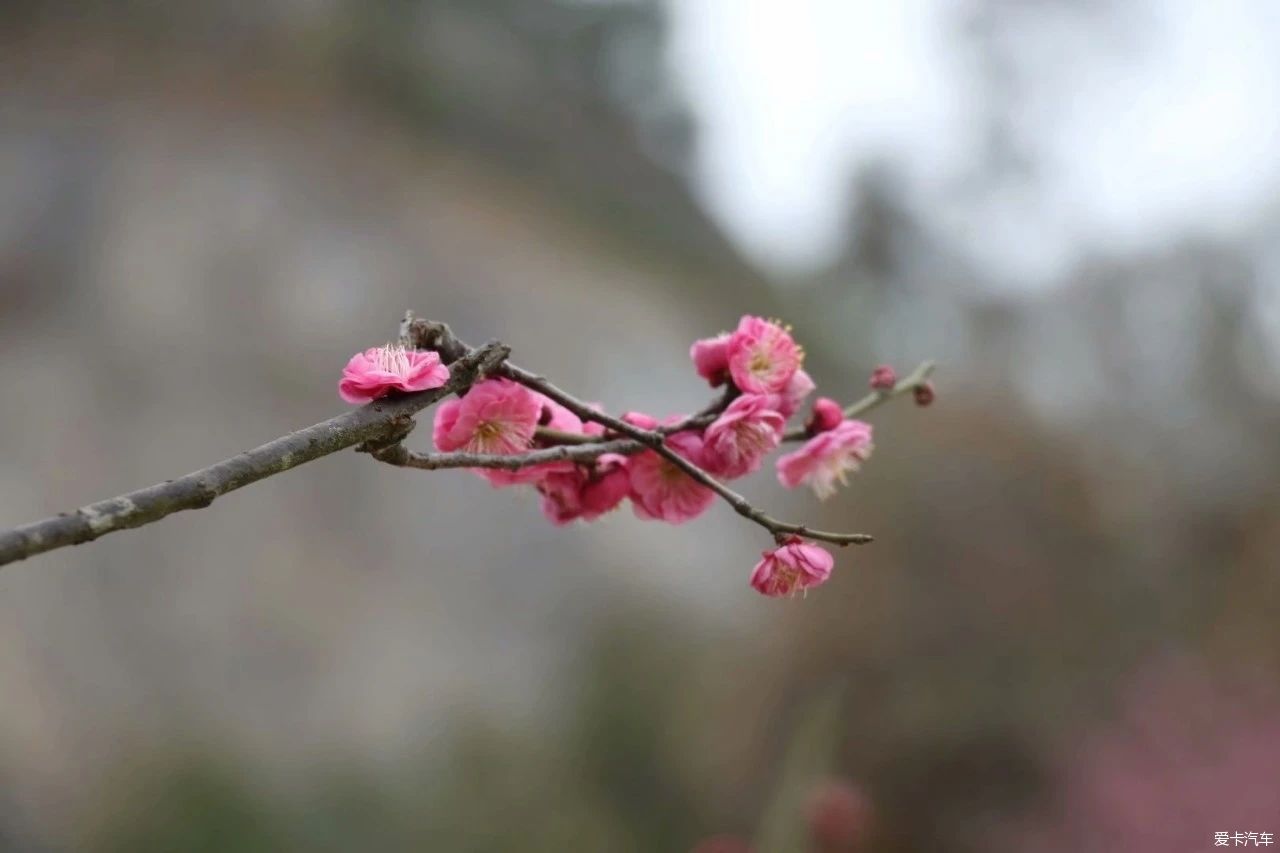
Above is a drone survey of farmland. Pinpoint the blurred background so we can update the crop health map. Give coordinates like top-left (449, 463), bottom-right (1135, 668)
top-left (2, 1), bottom-right (1278, 850)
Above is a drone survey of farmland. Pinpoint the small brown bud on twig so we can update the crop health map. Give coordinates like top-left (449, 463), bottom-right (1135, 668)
top-left (869, 364), bottom-right (897, 391)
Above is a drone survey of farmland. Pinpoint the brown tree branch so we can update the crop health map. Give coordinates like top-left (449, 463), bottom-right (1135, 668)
top-left (1, 313), bottom-right (928, 569)
top-left (0, 342), bottom-right (509, 568)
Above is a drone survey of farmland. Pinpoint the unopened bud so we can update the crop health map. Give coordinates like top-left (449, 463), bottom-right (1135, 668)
top-left (806, 779), bottom-right (873, 852)
top-left (869, 365), bottom-right (897, 392)
top-left (807, 397), bottom-right (844, 434)
top-left (913, 381), bottom-right (935, 407)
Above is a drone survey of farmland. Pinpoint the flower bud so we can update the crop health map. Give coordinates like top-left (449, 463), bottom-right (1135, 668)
top-left (868, 364), bottom-right (897, 392)
top-left (806, 397), bottom-right (844, 434)
top-left (912, 381), bottom-right (935, 407)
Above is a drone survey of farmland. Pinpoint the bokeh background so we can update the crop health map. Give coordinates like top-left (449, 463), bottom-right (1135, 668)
top-left (2, 2), bottom-right (1279, 851)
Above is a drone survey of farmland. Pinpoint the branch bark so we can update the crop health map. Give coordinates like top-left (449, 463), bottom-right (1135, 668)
top-left (0, 342), bottom-right (509, 568)
top-left (368, 438), bottom-right (641, 470)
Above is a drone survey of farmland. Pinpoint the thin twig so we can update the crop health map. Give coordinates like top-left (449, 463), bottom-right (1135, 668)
top-left (782, 360), bottom-right (936, 442)
top-left (368, 438), bottom-right (641, 470)
top-left (642, 447), bottom-right (873, 547)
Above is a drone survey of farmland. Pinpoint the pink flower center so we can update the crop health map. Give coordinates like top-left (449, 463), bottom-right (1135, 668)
top-left (658, 459), bottom-right (684, 484)
top-left (735, 422), bottom-right (774, 454)
top-left (748, 350), bottom-right (773, 377)
top-left (467, 419), bottom-right (524, 454)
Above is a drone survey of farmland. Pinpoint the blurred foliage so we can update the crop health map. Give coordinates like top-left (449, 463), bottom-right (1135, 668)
top-left (78, 608), bottom-right (716, 852)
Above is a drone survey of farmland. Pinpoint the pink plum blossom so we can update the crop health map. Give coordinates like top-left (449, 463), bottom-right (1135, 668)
top-left (628, 429), bottom-right (715, 524)
top-left (537, 455), bottom-right (630, 525)
top-left (621, 411), bottom-right (660, 431)
top-left (703, 394), bottom-right (785, 479)
top-left (538, 396), bottom-right (584, 433)
top-left (727, 315), bottom-right (803, 394)
top-left (776, 419), bottom-right (874, 500)
top-left (580, 456), bottom-right (631, 517)
top-left (433, 378), bottom-right (541, 456)
top-left (690, 333), bottom-right (732, 386)
top-left (750, 537), bottom-right (834, 597)
top-left (338, 345), bottom-right (450, 404)
top-left (483, 395), bottom-right (591, 487)
top-left (806, 397), bottom-right (844, 434)
top-left (768, 367), bottom-right (815, 418)
top-left (537, 470), bottom-right (588, 525)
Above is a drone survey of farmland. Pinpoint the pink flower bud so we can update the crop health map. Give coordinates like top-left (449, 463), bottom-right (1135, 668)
top-left (913, 381), bottom-right (935, 407)
top-left (750, 537), bottom-right (834, 597)
top-left (806, 779), bottom-right (873, 852)
top-left (806, 397), bottom-right (844, 434)
top-left (868, 364), bottom-right (897, 392)
top-left (690, 333), bottom-right (732, 387)
top-left (338, 344), bottom-right (450, 404)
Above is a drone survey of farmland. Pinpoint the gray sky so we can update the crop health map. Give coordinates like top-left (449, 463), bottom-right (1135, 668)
top-left (667, 0), bottom-right (1280, 288)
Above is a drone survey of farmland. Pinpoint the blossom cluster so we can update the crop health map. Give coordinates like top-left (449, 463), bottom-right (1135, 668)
top-left (339, 316), bottom-right (916, 597)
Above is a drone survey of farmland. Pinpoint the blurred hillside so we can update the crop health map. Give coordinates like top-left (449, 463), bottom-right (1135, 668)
top-left (1, 2), bottom-right (1278, 851)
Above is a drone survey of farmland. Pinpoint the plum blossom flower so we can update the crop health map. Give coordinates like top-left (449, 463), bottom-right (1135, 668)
top-left (628, 427), bottom-right (715, 524)
top-left (690, 333), bottom-right (732, 386)
top-left (750, 537), bottom-right (834, 597)
top-left (338, 344), bottom-right (450, 404)
top-left (768, 368), bottom-right (815, 419)
top-left (433, 378), bottom-right (541, 456)
top-left (727, 316), bottom-right (803, 394)
top-left (621, 411), bottom-right (660, 430)
top-left (776, 419), bottom-right (874, 500)
top-left (483, 395), bottom-right (591, 487)
top-left (580, 456), bottom-right (631, 517)
top-left (805, 397), bottom-right (844, 434)
top-left (537, 455), bottom-right (630, 525)
top-left (538, 397), bottom-right (585, 434)
top-left (703, 394), bottom-right (785, 479)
